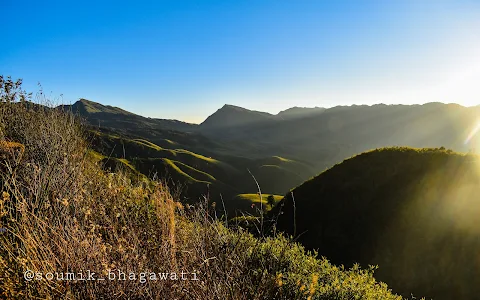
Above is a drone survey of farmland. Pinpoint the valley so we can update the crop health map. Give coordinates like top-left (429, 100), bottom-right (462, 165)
top-left (59, 98), bottom-right (480, 299)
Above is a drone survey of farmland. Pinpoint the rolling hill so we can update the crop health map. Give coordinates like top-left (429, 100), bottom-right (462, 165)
top-left (269, 147), bottom-right (480, 299)
top-left (89, 130), bottom-right (314, 212)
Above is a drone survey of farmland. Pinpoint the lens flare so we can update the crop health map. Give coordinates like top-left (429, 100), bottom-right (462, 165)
top-left (464, 121), bottom-right (480, 145)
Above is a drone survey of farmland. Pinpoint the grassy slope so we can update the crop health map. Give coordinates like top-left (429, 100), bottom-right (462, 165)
top-left (90, 131), bottom-right (314, 207)
top-left (271, 146), bottom-right (480, 299)
top-left (167, 159), bottom-right (217, 183)
top-left (90, 131), bottom-right (235, 179)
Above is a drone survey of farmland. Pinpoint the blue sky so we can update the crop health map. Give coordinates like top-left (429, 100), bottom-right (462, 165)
top-left (2, 0), bottom-right (480, 123)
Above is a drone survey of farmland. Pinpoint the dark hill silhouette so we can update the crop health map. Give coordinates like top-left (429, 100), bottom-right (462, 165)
top-left (198, 104), bottom-right (279, 141)
top-left (269, 147), bottom-right (480, 299)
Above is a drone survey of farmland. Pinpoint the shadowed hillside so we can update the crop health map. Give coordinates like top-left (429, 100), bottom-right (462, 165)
top-left (270, 147), bottom-right (480, 299)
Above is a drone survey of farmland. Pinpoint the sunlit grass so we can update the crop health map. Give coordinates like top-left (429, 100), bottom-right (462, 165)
top-left (272, 155), bottom-right (293, 162)
top-left (167, 159), bottom-right (216, 183)
top-left (174, 149), bottom-right (218, 163)
top-left (235, 193), bottom-right (283, 206)
top-left (132, 138), bottom-right (163, 150)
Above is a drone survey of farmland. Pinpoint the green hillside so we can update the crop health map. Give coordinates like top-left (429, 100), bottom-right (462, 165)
top-left (90, 130), bottom-right (236, 180)
top-left (270, 147), bottom-right (480, 299)
top-left (89, 130), bottom-right (314, 210)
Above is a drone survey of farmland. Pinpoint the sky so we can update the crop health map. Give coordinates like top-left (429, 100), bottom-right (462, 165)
top-left (2, 0), bottom-right (480, 123)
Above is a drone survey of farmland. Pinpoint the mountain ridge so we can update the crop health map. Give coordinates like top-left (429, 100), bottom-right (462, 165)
top-left (60, 98), bottom-right (476, 127)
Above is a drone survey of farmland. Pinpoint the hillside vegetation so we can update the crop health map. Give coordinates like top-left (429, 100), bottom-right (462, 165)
top-left (0, 76), bottom-right (402, 299)
top-left (270, 147), bottom-right (480, 299)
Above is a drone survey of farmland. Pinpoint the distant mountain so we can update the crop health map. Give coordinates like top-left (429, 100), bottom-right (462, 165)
top-left (200, 105), bottom-right (326, 129)
top-left (198, 102), bottom-right (480, 170)
top-left (61, 99), bottom-right (197, 132)
top-left (269, 147), bottom-right (480, 299)
top-left (277, 106), bottom-right (325, 120)
top-left (200, 104), bottom-right (277, 130)
top-left (58, 99), bottom-right (229, 157)
top-left (69, 98), bottom-right (134, 115)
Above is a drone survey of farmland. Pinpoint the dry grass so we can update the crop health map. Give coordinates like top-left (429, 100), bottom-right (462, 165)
top-left (0, 76), bottom-right (403, 299)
